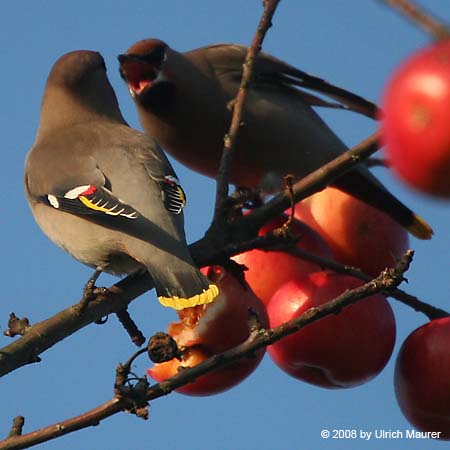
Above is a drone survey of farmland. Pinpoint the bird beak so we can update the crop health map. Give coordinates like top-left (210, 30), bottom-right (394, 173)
top-left (117, 54), bottom-right (166, 98)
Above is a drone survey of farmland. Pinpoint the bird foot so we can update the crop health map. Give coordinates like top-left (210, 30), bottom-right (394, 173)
top-left (75, 269), bottom-right (107, 314)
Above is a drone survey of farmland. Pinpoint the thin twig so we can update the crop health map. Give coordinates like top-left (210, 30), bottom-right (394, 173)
top-left (115, 308), bottom-right (146, 347)
top-left (0, 252), bottom-right (412, 450)
top-left (7, 418), bottom-right (24, 439)
top-left (0, 272), bottom-right (153, 378)
top-left (285, 248), bottom-right (448, 320)
top-left (364, 157), bottom-right (390, 169)
top-left (214, 0), bottom-right (281, 223)
top-left (379, 0), bottom-right (450, 40)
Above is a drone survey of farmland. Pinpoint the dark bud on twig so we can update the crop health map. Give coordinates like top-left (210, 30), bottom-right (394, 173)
top-left (147, 332), bottom-right (181, 363)
top-left (115, 308), bottom-right (146, 347)
top-left (284, 174), bottom-right (296, 226)
top-left (7, 416), bottom-right (25, 438)
top-left (248, 307), bottom-right (264, 333)
top-left (4, 313), bottom-right (30, 337)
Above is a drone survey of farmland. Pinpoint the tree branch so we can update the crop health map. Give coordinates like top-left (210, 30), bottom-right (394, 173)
top-left (378, 0), bottom-right (450, 40)
top-left (0, 252), bottom-right (412, 450)
top-left (284, 248), bottom-right (449, 320)
top-left (214, 0), bottom-right (281, 223)
top-left (0, 273), bottom-right (153, 378)
top-left (5, 130), bottom-right (444, 380)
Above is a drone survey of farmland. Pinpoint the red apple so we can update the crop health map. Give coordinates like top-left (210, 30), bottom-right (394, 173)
top-left (232, 214), bottom-right (333, 305)
top-left (395, 317), bottom-right (450, 439)
top-left (267, 271), bottom-right (396, 388)
top-left (294, 187), bottom-right (409, 276)
top-left (147, 265), bottom-right (268, 396)
top-left (381, 39), bottom-right (450, 198)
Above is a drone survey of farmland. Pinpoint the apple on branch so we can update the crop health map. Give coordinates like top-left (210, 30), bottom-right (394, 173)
top-left (233, 214), bottom-right (333, 305)
top-left (267, 271), bottom-right (396, 388)
top-left (147, 265), bottom-right (268, 396)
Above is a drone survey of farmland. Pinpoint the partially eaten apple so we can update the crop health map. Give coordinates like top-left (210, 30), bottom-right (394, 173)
top-left (147, 265), bottom-right (268, 396)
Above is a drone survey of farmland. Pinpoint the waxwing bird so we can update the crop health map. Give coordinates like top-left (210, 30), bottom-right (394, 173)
top-left (118, 40), bottom-right (433, 239)
top-left (25, 50), bottom-right (218, 310)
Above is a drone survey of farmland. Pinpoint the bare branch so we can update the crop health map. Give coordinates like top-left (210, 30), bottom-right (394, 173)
top-left (214, 0), bottom-right (281, 222)
top-left (0, 252), bottom-right (412, 450)
top-left (378, 0), bottom-right (450, 40)
top-left (5, 131), bottom-right (444, 380)
top-left (115, 308), bottom-right (146, 347)
top-left (0, 273), bottom-right (153, 378)
top-left (284, 248), bottom-right (449, 320)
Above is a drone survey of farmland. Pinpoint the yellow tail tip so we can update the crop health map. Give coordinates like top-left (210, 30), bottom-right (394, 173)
top-left (158, 284), bottom-right (219, 310)
top-left (408, 214), bottom-right (434, 240)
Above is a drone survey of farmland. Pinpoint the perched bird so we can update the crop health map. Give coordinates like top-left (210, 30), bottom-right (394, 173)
top-left (25, 50), bottom-right (218, 310)
top-left (118, 39), bottom-right (432, 239)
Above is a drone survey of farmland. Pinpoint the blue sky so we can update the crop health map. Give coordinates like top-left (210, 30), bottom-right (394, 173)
top-left (1, 1), bottom-right (449, 449)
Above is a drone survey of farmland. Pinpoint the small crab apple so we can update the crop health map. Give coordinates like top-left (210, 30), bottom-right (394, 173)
top-left (381, 39), bottom-right (450, 198)
top-left (395, 317), bottom-right (450, 439)
top-left (294, 187), bottom-right (409, 276)
top-left (147, 265), bottom-right (268, 396)
top-left (232, 214), bottom-right (333, 305)
top-left (267, 271), bottom-right (396, 388)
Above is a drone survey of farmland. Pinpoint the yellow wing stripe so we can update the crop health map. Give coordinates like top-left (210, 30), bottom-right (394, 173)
top-left (158, 284), bottom-right (219, 310)
top-left (79, 195), bottom-right (114, 213)
top-left (177, 186), bottom-right (187, 206)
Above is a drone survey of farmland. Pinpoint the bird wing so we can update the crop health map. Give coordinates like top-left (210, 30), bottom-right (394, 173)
top-left (39, 184), bottom-right (140, 219)
top-left (131, 134), bottom-right (187, 215)
top-left (195, 43), bottom-right (379, 119)
top-left (26, 130), bottom-right (186, 225)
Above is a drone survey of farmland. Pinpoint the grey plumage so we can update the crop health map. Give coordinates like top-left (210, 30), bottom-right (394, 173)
top-left (25, 50), bottom-right (218, 310)
top-left (118, 40), bottom-right (433, 239)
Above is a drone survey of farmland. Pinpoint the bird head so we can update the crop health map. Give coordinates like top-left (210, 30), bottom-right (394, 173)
top-left (37, 50), bottom-right (125, 139)
top-left (118, 39), bottom-right (175, 106)
top-left (47, 50), bottom-right (109, 91)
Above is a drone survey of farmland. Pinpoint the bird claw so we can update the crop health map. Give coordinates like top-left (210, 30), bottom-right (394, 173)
top-left (75, 269), bottom-right (106, 314)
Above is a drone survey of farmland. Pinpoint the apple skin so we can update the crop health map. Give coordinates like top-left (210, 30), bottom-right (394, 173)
top-left (267, 271), bottom-right (396, 388)
top-left (232, 214), bottom-right (333, 305)
top-left (294, 187), bottom-right (409, 277)
top-left (381, 39), bottom-right (450, 198)
top-left (395, 317), bottom-right (450, 439)
top-left (147, 266), bottom-right (268, 396)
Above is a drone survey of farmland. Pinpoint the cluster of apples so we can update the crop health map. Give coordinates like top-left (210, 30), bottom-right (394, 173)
top-left (148, 39), bottom-right (450, 439)
top-left (380, 38), bottom-right (450, 439)
top-left (148, 190), bottom-right (405, 393)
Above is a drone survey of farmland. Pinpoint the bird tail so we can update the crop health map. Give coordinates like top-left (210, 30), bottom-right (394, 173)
top-left (152, 263), bottom-right (219, 310)
top-left (333, 171), bottom-right (433, 240)
top-left (405, 214), bottom-right (434, 240)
